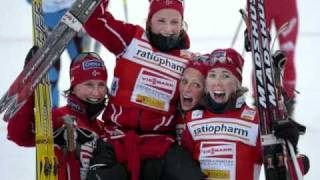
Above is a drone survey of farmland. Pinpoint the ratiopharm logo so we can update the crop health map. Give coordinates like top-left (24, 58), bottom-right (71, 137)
top-left (123, 39), bottom-right (188, 79)
top-left (187, 117), bottom-right (259, 146)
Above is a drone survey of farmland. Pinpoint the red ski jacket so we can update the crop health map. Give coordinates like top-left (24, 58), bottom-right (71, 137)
top-left (7, 95), bottom-right (105, 180)
top-left (182, 101), bottom-right (262, 180)
top-left (84, 1), bottom-right (192, 179)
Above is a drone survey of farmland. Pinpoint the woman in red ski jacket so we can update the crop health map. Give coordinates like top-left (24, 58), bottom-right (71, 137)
top-left (176, 60), bottom-right (207, 144)
top-left (84, 0), bottom-right (204, 180)
top-left (7, 52), bottom-right (108, 180)
top-left (182, 48), bottom-right (263, 180)
top-left (181, 48), bottom-right (309, 180)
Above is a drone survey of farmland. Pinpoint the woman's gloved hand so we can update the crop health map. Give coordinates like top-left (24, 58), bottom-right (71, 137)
top-left (24, 45), bottom-right (39, 67)
top-left (273, 118), bottom-right (306, 152)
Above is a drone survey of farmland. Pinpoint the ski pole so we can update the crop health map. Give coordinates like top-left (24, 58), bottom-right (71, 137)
top-left (123, 0), bottom-right (129, 22)
top-left (287, 140), bottom-right (304, 180)
top-left (271, 22), bottom-right (289, 53)
top-left (230, 15), bottom-right (243, 48)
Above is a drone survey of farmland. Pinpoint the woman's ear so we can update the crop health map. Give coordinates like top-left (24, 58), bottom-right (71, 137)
top-left (182, 21), bottom-right (188, 31)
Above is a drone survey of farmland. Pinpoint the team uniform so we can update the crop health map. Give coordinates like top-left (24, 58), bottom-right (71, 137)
top-left (182, 99), bottom-right (262, 180)
top-left (7, 53), bottom-right (108, 180)
top-left (84, 1), bottom-right (204, 180)
top-left (7, 95), bottom-right (105, 180)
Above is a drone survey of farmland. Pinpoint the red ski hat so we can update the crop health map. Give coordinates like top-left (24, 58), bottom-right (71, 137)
top-left (206, 48), bottom-right (244, 83)
top-left (184, 59), bottom-right (207, 77)
top-left (148, 0), bottom-right (184, 21)
top-left (70, 52), bottom-right (107, 87)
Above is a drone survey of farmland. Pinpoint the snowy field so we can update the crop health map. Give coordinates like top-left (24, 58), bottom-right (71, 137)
top-left (0, 0), bottom-right (319, 179)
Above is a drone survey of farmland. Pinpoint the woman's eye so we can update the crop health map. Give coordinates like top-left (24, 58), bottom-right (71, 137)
top-left (180, 79), bottom-right (187, 85)
top-left (171, 20), bottom-right (179, 25)
top-left (209, 73), bottom-right (216, 78)
top-left (98, 83), bottom-right (106, 88)
top-left (223, 74), bottom-right (230, 79)
top-left (158, 19), bottom-right (165, 23)
top-left (192, 82), bottom-right (201, 88)
top-left (85, 83), bottom-right (94, 87)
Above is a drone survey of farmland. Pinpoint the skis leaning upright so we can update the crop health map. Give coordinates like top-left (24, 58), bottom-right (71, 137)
top-left (0, 0), bottom-right (102, 121)
top-left (31, 0), bottom-right (57, 179)
top-left (246, 0), bottom-right (303, 179)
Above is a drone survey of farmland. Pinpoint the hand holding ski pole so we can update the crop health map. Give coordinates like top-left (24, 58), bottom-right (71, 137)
top-left (273, 118), bottom-right (306, 152)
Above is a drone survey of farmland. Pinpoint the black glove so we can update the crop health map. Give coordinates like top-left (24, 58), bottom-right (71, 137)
top-left (24, 45), bottom-right (39, 67)
top-left (272, 50), bottom-right (286, 86)
top-left (273, 118), bottom-right (306, 151)
top-left (89, 138), bottom-right (116, 169)
top-left (86, 139), bottom-right (128, 180)
top-left (272, 50), bottom-right (287, 70)
top-left (87, 164), bottom-right (128, 180)
top-left (244, 29), bottom-right (251, 52)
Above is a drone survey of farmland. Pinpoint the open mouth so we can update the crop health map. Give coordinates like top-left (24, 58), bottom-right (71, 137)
top-left (211, 91), bottom-right (226, 102)
top-left (214, 91), bottom-right (225, 97)
top-left (183, 95), bottom-right (193, 103)
top-left (86, 98), bottom-right (103, 104)
top-left (181, 95), bottom-right (194, 110)
top-left (182, 96), bottom-right (193, 103)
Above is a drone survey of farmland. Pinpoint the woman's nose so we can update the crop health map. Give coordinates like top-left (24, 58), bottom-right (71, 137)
top-left (163, 23), bottom-right (173, 35)
top-left (91, 86), bottom-right (101, 96)
top-left (183, 83), bottom-right (192, 92)
top-left (212, 79), bottom-right (223, 86)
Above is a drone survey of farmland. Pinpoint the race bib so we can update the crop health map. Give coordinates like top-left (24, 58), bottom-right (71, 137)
top-left (199, 142), bottom-right (236, 180)
top-left (131, 68), bottom-right (177, 111)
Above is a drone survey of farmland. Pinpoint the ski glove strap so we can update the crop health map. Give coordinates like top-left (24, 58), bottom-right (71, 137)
top-left (78, 140), bottom-right (97, 180)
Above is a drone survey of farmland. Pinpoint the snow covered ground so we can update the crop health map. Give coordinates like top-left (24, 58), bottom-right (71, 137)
top-left (0, 0), bottom-right (319, 179)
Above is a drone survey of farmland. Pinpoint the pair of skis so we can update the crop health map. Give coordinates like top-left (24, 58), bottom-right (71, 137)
top-left (32, 0), bottom-right (56, 179)
top-left (245, 0), bottom-right (304, 179)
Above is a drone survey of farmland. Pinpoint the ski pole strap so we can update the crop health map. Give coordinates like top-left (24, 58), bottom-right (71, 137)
top-left (63, 115), bottom-right (77, 152)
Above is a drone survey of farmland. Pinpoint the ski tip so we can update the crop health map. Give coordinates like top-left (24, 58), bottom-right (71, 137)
top-left (0, 92), bottom-right (14, 114)
top-left (2, 99), bottom-right (26, 122)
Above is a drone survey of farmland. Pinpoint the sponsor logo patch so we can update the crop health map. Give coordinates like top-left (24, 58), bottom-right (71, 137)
top-left (191, 110), bottom-right (204, 119)
top-left (122, 39), bottom-right (188, 78)
top-left (199, 142), bottom-right (236, 180)
top-left (82, 60), bottom-right (103, 70)
top-left (110, 77), bottom-right (119, 97)
top-left (240, 108), bottom-right (256, 121)
top-left (187, 117), bottom-right (259, 146)
top-left (131, 68), bottom-right (177, 111)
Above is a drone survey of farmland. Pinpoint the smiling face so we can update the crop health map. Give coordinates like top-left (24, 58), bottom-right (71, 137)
top-left (73, 79), bottom-right (107, 104)
top-left (179, 68), bottom-right (205, 111)
top-left (149, 8), bottom-right (183, 37)
top-left (205, 67), bottom-right (239, 104)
